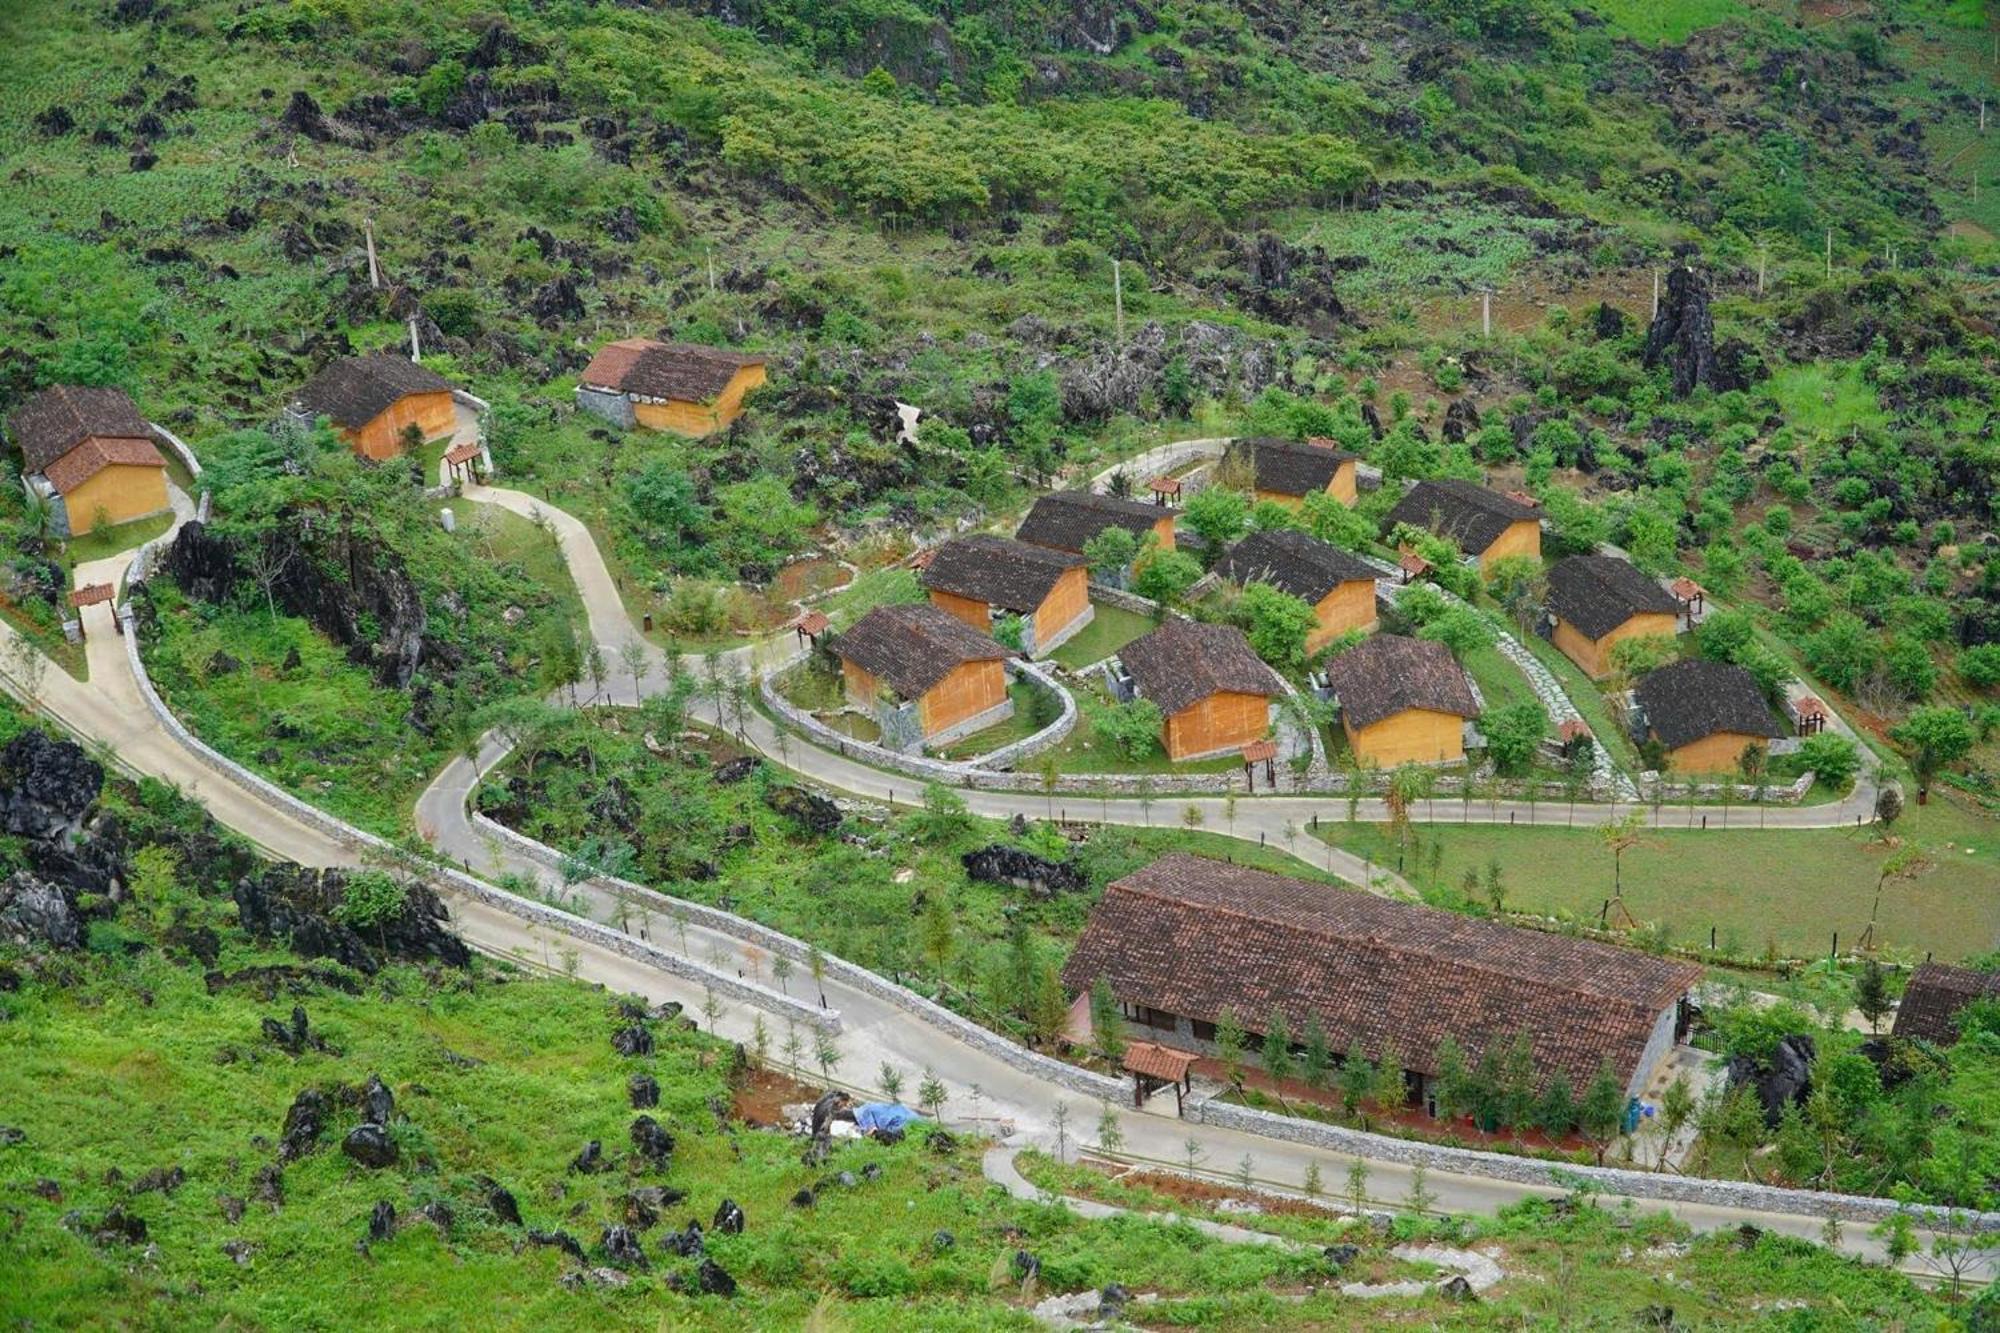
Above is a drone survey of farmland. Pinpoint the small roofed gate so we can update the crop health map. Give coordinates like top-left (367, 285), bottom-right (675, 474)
top-left (348, 391), bottom-right (455, 461)
top-left (1164, 690), bottom-right (1268, 762)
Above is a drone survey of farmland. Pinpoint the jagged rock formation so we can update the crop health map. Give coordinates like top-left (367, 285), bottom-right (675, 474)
top-left (1642, 265), bottom-right (1741, 398)
top-left (960, 845), bottom-right (1085, 898)
top-left (231, 866), bottom-right (469, 973)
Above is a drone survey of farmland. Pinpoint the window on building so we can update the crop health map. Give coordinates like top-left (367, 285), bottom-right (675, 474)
top-left (1119, 1001), bottom-right (1176, 1031)
top-left (1190, 1019), bottom-right (1217, 1042)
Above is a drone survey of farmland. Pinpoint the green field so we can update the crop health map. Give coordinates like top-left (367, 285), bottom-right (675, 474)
top-left (1317, 793), bottom-right (2000, 962)
top-left (1046, 604), bottom-right (1160, 671)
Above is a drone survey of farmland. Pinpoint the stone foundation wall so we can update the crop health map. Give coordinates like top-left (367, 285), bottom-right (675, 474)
top-left (574, 386), bottom-right (636, 429)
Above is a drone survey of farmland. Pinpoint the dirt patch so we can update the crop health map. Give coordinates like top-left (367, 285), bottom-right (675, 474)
top-left (1949, 219), bottom-right (1997, 244)
top-left (1412, 269), bottom-right (1655, 338)
top-left (772, 557), bottom-right (851, 602)
top-left (731, 1065), bottom-right (827, 1127)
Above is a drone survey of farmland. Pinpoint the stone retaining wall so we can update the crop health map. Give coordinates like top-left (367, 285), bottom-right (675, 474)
top-left (146, 421), bottom-right (205, 480)
top-left (761, 658), bottom-right (1077, 779)
top-left (117, 607), bottom-right (832, 1031)
top-left (1189, 1098), bottom-right (2000, 1231)
top-left (466, 793), bottom-right (1129, 1102)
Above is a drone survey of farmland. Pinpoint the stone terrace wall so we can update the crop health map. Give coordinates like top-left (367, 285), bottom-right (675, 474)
top-left (1190, 1098), bottom-right (2000, 1230)
top-left (116, 607), bottom-right (834, 1031)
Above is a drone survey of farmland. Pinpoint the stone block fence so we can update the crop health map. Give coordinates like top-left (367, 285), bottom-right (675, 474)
top-left (761, 657), bottom-right (1077, 781)
top-left (1189, 1098), bottom-right (2000, 1231)
top-left (114, 603), bottom-right (834, 1033)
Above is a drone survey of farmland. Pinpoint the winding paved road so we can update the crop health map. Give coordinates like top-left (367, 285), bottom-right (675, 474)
top-left (0, 464), bottom-right (1957, 1280)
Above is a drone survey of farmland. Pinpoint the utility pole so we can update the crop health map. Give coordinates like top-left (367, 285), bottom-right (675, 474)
top-left (408, 315), bottom-right (421, 362)
top-left (1480, 287), bottom-right (1492, 337)
top-left (1112, 258), bottom-right (1125, 345)
top-left (1825, 228), bottom-right (1833, 281)
top-left (1757, 246), bottom-right (1767, 297)
top-left (706, 246), bottom-right (716, 294)
top-left (364, 219), bottom-right (380, 289)
top-left (1650, 269), bottom-right (1660, 320)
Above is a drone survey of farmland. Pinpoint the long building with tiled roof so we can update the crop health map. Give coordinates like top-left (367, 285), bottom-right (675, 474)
top-left (1061, 853), bottom-right (1700, 1102)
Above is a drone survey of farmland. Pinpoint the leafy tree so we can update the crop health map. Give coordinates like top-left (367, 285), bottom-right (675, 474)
top-left (1415, 606), bottom-right (1494, 658)
top-left (1082, 526), bottom-right (1139, 584)
top-left (1374, 1040), bottom-right (1406, 1112)
top-left (1892, 706), bottom-right (1975, 801)
top-left (1578, 1060), bottom-right (1627, 1162)
top-left (1885, 633), bottom-right (1937, 702)
top-left (1089, 974), bottom-right (1125, 1064)
top-left (1855, 959), bottom-right (1892, 1034)
top-left (911, 781), bottom-right (973, 843)
top-left (1339, 1048), bottom-right (1377, 1119)
top-left (919, 891), bottom-right (955, 974)
top-left (1483, 554), bottom-right (1546, 632)
top-left (1091, 698), bottom-right (1163, 760)
top-left (620, 459), bottom-right (709, 562)
top-left (1300, 490), bottom-right (1375, 550)
top-left (1958, 643), bottom-right (2000, 689)
top-left (333, 870), bottom-right (406, 929)
top-left (1214, 1006), bottom-right (1246, 1085)
top-left (1434, 1036), bottom-right (1473, 1120)
top-left (1131, 546), bottom-right (1203, 605)
top-left (1798, 733), bottom-right (1861, 790)
top-left (1262, 1007), bottom-right (1294, 1084)
top-left (1301, 1014), bottom-right (1332, 1090)
top-left (1607, 633), bottom-right (1677, 687)
top-left (1804, 613), bottom-right (1878, 695)
top-left (1536, 1078), bottom-right (1578, 1137)
top-left (1239, 582), bottom-right (1318, 669)
top-left (1482, 700), bottom-right (1548, 776)
top-left (1181, 487), bottom-right (1249, 564)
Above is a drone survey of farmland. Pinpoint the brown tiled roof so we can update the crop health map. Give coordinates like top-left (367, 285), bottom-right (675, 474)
top-left (1240, 739), bottom-right (1278, 764)
top-left (1559, 718), bottom-right (1592, 742)
top-left (1669, 576), bottom-right (1705, 600)
top-left (1547, 556), bottom-right (1681, 641)
top-left (41, 434), bottom-right (167, 494)
top-left (1321, 633), bottom-right (1476, 729)
top-left (828, 603), bottom-right (1009, 700)
top-left (1634, 658), bottom-right (1780, 751)
top-left (1217, 529), bottom-right (1378, 604)
top-left (1398, 549), bottom-right (1432, 577)
top-left (1060, 854), bottom-right (1701, 1091)
top-left (7, 385), bottom-right (153, 476)
top-left (919, 534), bottom-right (1083, 614)
top-left (1225, 436), bottom-right (1356, 497)
top-left (579, 338), bottom-right (764, 403)
top-left (1015, 491), bottom-right (1165, 555)
top-left (1147, 476), bottom-right (1181, 496)
top-left (292, 354), bottom-right (454, 430)
top-left (443, 441), bottom-right (482, 466)
top-left (1892, 963), bottom-right (2000, 1045)
top-left (1123, 1041), bottom-right (1195, 1082)
top-left (1118, 619), bottom-right (1279, 716)
top-left (794, 609), bottom-right (830, 636)
top-left (1384, 479), bottom-right (1540, 555)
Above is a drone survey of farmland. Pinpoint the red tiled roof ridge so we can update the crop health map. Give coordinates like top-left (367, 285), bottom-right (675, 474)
top-left (1108, 857), bottom-right (1697, 1014)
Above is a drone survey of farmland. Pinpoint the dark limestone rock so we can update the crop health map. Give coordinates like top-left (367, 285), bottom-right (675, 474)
top-left (669, 1257), bottom-right (736, 1298)
top-left (77, 1206), bottom-right (149, 1247)
top-left (233, 866), bottom-right (468, 973)
top-left (161, 520), bottom-right (239, 604)
top-left (478, 1176), bottom-right (521, 1227)
top-left (280, 91), bottom-right (336, 142)
top-left (278, 1088), bottom-right (329, 1162)
top-left (417, 1200), bottom-right (453, 1235)
top-left (931, 1229), bottom-right (955, 1252)
top-left (130, 1165), bottom-right (184, 1196)
top-left (1441, 397), bottom-right (1482, 445)
top-left (1012, 1250), bottom-right (1041, 1281)
top-left (1726, 1034), bottom-right (1816, 1129)
top-left (1099, 1283), bottom-right (1132, 1316)
top-left (660, 1220), bottom-right (704, 1257)
top-left (960, 845), bottom-right (1085, 898)
top-left (0, 1126), bottom-right (24, 1146)
top-left (528, 1228), bottom-right (587, 1264)
top-left (789, 1187), bottom-right (816, 1209)
top-left (611, 1023), bottom-right (653, 1058)
top-left (0, 731), bottom-right (103, 842)
top-left (569, 1140), bottom-right (608, 1175)
top-left (216, 1194), bottom-right (244, 1222)
top-left (630, 1115), bottom-right (674, 1163)
top-left (712, 1199), bottom-right (744, 1235)
top-left (1323, 1243), bottom-right (1360, 1271)
top-left (253, 1162), bottom-right (284, 1207)
top-left (810, 1090), bottom-right (853, 1137)
top-left (860, 1162), bottom-right (882, 1183)
top-left (1441, 1275), bottom-right (1477, 1302)
top-left (712, 756), bottom-right (758, 785)
top-left (341, 1123), bottom-right (398, 1169)
top-left (1592, 302), bottom-right (1628, 340)
top-left (601, 1224), bottom-right (648, 1270)
top-left (1642, 265), bottom-right (1740, 398)
top-left (628, 1073), bottom-right (660, 1109)
top-left (222, 1238), bottom-right (255, 1266)
top-left (927, 1129), bottom-right (958, 1155)
top-left (762, 784), bottom-right (840, 834)
top-left (367, 1200), bottom-right (396, 1242)
top-left (0, 872), bottom-right (82, 950)
top-left (207, 650), bottom-right (242, 676)
top-left (361, 1075), bottom-right (394, 1126)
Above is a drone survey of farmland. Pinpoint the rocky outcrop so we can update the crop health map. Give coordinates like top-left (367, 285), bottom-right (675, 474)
top-left (0, 872), bottom-right (82, 949)
top-left (341, 1123), bottom-right (398, 1169)
top-left (1643, 265), bottom-right (1741, 398)
top-left (278, 1087), bottom-right (329, 1162)
top-left (960, 845), bottom-right (1085, 898)
top-left (762, 784), bottom-right (841, 835)
top-left (232, 866), bottom-right (469, 973)
top-left (1726, 1033), bottom-right (1816, 1128)
top-left (0, 731), bottom-right (102, 843)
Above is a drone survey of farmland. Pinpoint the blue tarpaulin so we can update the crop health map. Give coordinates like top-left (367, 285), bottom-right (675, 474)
top-left (855, 1103), bottom-right (919, 1133)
